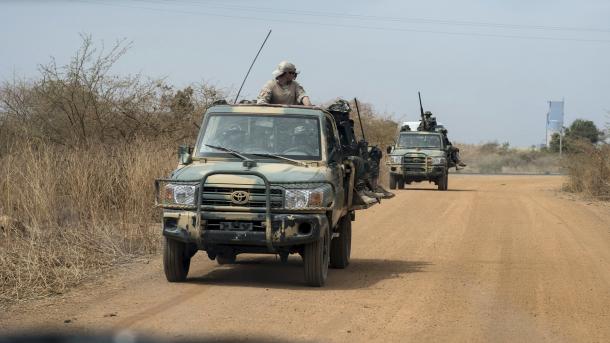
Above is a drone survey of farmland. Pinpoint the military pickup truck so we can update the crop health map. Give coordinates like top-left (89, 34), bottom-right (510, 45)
top-left (386, 130), bottom-right (450, 191)
top-left (156, 104), bottom-right (371, 287)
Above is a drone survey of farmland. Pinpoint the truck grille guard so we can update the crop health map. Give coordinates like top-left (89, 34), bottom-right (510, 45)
top-left (403, 152), bottom-right (431, 173)
top-left (155, 171), bottom-right (335, 252)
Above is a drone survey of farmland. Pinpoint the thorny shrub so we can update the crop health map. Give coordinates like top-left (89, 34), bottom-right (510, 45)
top-left (562, 141), bottom-right (610, 199)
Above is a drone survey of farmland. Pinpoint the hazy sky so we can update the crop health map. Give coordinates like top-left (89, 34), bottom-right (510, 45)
top-left (1, 0), bottom-right (609, 146)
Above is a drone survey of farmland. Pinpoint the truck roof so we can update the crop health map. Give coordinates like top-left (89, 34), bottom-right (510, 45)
top-left (208, 104), bottom-right (327, 116)
top-left (400, 130), bottom-right (443, 135)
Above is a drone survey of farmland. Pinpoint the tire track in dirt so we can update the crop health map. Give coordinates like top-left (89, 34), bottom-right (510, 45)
top-left (2, 175), bottom-right (609, 342)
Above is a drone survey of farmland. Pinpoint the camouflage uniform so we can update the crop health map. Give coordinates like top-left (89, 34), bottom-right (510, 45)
top-left (257, 61), bottom-right (309, 105)
top-left (257, 79), bottom-right (308, 105)
top-left (441, 129), bottom-right (466, 168)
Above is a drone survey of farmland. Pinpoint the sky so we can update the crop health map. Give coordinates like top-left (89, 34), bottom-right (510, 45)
top-left (1, 0), bottom-right (609, 146)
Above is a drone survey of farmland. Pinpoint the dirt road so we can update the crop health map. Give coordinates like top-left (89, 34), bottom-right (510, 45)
top-left (2, 175), bottom-right (609, 342)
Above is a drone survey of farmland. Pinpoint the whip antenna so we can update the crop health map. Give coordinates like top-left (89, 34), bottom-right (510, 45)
top-left (354, 98), bottom-right (366, 141)
top-left (234, 29), bottom-right (272, 104)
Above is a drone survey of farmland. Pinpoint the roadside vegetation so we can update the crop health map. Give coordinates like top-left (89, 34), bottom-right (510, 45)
top-left (0, 36), bottom-right (396, 306)
top-left (555, 119), bottom-right (610, 200)
top-left (1, 35), bottom-right (606, 307)
top-left (0, 36), bottom-right (225, 305)
top-left (457, 142), bottom-right (561, 174)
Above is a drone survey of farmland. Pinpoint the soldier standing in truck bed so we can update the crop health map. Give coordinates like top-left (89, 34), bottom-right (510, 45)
top-left (257, 61), bottom-right (313, 106)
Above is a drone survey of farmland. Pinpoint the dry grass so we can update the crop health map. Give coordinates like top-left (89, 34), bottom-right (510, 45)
top-left (0, 139), bottom-right (176, 306)
top-left (458, 142), bottom-right (562, 174)
top-left (563, 142), bottom-right (610, 199)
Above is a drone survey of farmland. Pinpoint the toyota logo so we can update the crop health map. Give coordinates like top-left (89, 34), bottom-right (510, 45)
top-left (230, 191), bottom-right (250, 205)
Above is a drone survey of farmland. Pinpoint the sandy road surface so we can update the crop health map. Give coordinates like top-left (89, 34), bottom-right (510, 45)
top-left (2, 175), bottom-right (609, 342)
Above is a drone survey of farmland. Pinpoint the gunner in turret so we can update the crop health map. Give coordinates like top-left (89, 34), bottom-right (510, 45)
top-left (257, 61), bottom-right (313, 106)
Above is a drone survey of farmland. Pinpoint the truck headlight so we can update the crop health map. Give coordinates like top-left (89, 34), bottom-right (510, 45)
top-left (390, 155), bottom-right (402, 164)
top-left (162, 184), bottom-right (196, 205)
top-left (430, 157), bottom-right (446, 165)
top-left (284, 185), bottom-right (333, 209)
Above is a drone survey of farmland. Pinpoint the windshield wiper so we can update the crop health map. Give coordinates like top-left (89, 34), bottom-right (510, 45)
top-left (252, 153), bottom-right (309, 167)
top-left (205, 144), bottom-right (249, 160)
top-left (205, 144), bottom-right (257, 168)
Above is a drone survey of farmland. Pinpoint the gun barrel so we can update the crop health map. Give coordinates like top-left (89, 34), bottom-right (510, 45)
top-left (418, 91), bottom-right (424, 119)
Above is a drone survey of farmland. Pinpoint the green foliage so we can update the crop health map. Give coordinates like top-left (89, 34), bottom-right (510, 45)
top-left (548, 119), bottom-right (601, 153)
top-left (566, 119), bottom-right (600, 144)
top-left (549, 132), bottom-right (562, 153)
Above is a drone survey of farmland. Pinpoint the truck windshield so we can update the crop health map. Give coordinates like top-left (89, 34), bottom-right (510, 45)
top-left (197, 114), bottom-right (321, 160)
top-left (398, 134), bottom-right (442, 149)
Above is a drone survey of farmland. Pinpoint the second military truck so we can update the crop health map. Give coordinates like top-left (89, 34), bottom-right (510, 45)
top-left (386, 129), bottom-right (450, 191)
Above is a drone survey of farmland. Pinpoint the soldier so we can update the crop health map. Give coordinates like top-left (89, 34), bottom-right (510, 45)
top-left (326, 99), bottom-right (394, 205)
top-left (257, 61), bottom-right (313, 106)
top-left (441, 128), bottom-right (467, 169)
top-left (288, 125), bottom-right (319, 156)
top-left (418, 111), bottom-right (438, 132)
top-left (219, 124), bottom-right (246, 150)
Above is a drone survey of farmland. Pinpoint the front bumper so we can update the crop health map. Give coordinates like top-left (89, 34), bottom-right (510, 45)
top-left (388, 163), bottom-right (446, 177)
top-left (162, 210), bottom-right (327, 248)
top-left (157, 170), bottom-right (338, 255)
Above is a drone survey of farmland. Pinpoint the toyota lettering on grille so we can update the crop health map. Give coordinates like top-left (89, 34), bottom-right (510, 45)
top-left (230, 190), bottom-right (250, 205)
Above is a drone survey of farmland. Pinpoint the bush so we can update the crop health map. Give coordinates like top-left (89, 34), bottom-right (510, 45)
top-left (563, 141), bottom-right (610, 199)
top-left (458, 142), bottom-right (561, 174)
top-left (0, 35), bottom-right (227, 306)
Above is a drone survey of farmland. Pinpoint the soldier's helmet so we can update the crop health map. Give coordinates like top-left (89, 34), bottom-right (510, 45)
top-left (424, 111), bottom-right (433, 117)
top-left (272, 61), bottom-right (299, 79)
top-left (327, 99), bottom-right (351, 114)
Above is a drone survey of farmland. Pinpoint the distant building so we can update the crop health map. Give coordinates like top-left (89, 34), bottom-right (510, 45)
top-left (546, 100), bottom-right (564, 147)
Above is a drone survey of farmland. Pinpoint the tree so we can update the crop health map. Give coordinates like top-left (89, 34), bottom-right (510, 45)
top-left (549, 132), bottom-right (562, 153)
top-left (0, 34), bottom-right (227, 147)
top-left (549, 119), bottom-right (601, 153)
top-left (565, 119), bottom-right (600, 144)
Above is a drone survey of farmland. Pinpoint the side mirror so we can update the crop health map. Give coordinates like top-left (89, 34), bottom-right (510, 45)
top-left (386, 146), bottom-right (393, 154)
top-left (178, 145), bottom-right (193, 165)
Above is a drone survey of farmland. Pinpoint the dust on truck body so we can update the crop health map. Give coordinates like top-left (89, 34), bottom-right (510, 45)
top-left (156, 104), bottom-right (367, 286)
top-left (386, 130), bottom-right (450, 191)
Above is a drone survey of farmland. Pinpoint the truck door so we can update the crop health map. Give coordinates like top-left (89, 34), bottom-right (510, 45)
top-left (325, 116), bottom-right (345, 227)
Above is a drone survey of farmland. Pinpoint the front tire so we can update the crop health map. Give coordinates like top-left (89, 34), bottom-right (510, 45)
top-left (389, 174), bottom-right (397, 190)
top-left (330, 215), bottom-right (351, 269)
top-left (163, 237), bottom-right (191, 282)
top-left (397, 176), bottom-right (405, 189)
top-left (216, 253), bottom-right (236, 265)
top-left (438, 172), bottom-right (448, 191)
top-left (304, 225), bottom-right (330, 287)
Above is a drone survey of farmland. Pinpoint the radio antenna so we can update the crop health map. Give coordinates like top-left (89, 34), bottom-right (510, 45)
top-left (234, 29), bottom-right (272, 104)
top-left (354, 98), bottom-right (366, 142)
